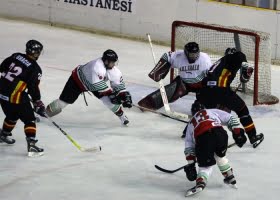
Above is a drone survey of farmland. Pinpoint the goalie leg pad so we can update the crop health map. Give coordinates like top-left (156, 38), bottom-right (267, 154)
top-left (138, 76), bottom-right (188, 110)
top-left (46, 99), bottom-right (68, 117)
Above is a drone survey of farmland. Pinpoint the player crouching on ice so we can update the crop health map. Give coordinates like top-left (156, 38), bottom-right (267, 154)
top-left (46, 49), bottom-right (132, 125)
top-left (183, 101), bottom-right (247, 197)
top-left (138, 42), bottom-right (212, 110)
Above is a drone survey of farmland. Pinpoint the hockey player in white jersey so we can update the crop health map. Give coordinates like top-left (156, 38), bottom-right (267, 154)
top-left (183, 101), bottom-right (247, 196)
top-left (138, 42), bottom-right (212, 110)
top-left (46, 49), bottom-right (132, 125)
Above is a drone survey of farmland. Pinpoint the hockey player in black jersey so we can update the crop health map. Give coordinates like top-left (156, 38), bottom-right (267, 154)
top-left (198, 48), bottom-right (264, 148)
top-left (0, 40), bottom-right (46, 157)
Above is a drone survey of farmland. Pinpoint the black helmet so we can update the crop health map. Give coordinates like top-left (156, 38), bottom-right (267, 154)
top-left (102, 49), bottom-right (118, 62)
top-left (224, 47), bottom-right (237, 56)
top-left (26, 40), bottom-right (43, 56)
top-left (184, 42), bottom-right (200, 63)
top-left (191, 100), bottom-right (205, 116)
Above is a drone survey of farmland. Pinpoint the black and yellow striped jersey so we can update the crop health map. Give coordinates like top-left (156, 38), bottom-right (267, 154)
top-left (207, 51), bottom-right (247, 88)
top-left (0, 53), bottom-right (42, 104)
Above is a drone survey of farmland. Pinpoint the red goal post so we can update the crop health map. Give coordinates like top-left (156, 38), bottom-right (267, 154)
top-left (170, 20), bottom-right (279, 105)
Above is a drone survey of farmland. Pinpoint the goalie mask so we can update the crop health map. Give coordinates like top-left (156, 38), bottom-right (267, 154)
top-left (191, 100), bottom-right (205, 116)
top-left (26, 40), bottom-right (43, 60)
top-left (184, 42), bottom-right (200, 63)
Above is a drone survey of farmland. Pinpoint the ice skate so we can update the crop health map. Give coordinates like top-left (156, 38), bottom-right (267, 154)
top-left (223, 169), bottom-right (237, 189)
top-left (119, 114), bottom-right (129, 125)
top-left (185, 179), bottom-right (206, 197)
top-left (249, 133), bottom-right (264, 148)
top-left (26, 137), bottom-right (44, 157)
top-left (0, 129), bottom-right (15, 144)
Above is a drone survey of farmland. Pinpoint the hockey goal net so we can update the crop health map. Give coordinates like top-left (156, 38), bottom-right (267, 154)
top-left (170, 21), bottom-right (279, 105)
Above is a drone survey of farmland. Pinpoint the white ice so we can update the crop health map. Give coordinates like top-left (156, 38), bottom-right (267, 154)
top-left (0, 18), bottom-right (280, 200)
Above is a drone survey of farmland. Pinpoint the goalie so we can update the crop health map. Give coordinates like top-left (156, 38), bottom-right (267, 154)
top-left (138, 42), bottom-right (212, 110)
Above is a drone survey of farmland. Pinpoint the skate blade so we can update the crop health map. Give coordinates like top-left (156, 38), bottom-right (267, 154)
top-left (28, 152), bottom-right (44, 157)
top-left (80, 146), bottom-right (101, 152)
top-left (225, 183), bottom-right (238, 189)
top-left (185, 187), bottom-right (203, 197)
top-left (253, 137), bottom-right (264, 148)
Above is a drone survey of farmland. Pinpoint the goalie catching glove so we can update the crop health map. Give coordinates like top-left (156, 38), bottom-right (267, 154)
top-left (240, 62), bottom-right (254, 83)
top-left (109, 91), bottom-right (132, 108)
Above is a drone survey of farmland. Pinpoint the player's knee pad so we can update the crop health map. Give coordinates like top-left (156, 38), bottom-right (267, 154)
top-left (46, 99), bottom-right (68, 117)
top-left (99, 96), bottom-right (122, 115)
top-left (215, 155), bottom-right (232, 174)
top-left (215, 155), bottom-right (229, 167)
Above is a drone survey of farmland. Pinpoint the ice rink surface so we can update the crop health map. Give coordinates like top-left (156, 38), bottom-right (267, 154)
top-left (0, 18), bottom-right (280, 200)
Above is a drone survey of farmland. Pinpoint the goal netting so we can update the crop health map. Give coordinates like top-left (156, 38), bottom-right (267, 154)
top-left (170, 21), bottom-right (279, 105)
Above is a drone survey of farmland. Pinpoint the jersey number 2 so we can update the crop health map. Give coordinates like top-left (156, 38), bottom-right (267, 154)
top-left (5, 63), bottom-right (22, 81)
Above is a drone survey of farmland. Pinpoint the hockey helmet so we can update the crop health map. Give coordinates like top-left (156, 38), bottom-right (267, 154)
top-left (102, 49), bottom-right (118, 62)
top-left (184, 42), bottom-right (200, 63)
top-left (191, 100), bottom-right (205, 116)
top-left (26, 40), bottom-right (43, 60)
top-left (224, 47), bottom-right (237, 56)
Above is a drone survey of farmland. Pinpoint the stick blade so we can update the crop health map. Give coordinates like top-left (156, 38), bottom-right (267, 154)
top-left (80, 146), bottom-right (101, 152)
top-left (154, 165), bottom-right (175, 173)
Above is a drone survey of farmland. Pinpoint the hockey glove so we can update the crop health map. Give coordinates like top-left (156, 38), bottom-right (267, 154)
top-left (123, 92), bottom-right (132, 108)
top-left (184, 153), bottom-right (197, 181)
top-left (109, 93), bottom-right (121, 105)
top-left (240, 62), bottom-right (254, 83)
top-left (184, 163), bottom-right (197, 181)
top-left (232, 128), bottom-right (247, 148)
top-left (33, 100), bottom-right (46, 117)
top-left (109, 91), bottom-right (132, 108)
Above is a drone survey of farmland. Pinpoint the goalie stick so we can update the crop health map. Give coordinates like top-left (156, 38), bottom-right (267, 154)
top-left (46, 115), bottom-right (101, 152)
top-left (146, 33), bottom-right (190, 120)
top-left (133, 103), bottom-right (189, 123)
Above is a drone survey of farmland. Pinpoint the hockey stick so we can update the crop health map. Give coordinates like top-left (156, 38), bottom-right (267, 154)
top-left (146, 33), bottom-right (189, 120)
top-left (46, 116), bottom-right (101, 152)
top-left (154, 164), bottom-right (186, 174)
top-left (154, 143), bottom-right (236, 174)
top-left (133, 103), bottom-right (189, 123)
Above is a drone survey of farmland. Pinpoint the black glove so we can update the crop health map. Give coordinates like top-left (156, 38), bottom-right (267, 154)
top-left (184, 163), bottom-right (197, 181)
top-left (33, 100), bottom-right (46, 117)
top-left (109, 91), bottom-right (132, 108)
top-left (121, 91), bottom-right (132, 108)
top-left (184, 153), bottom-right (197, 181)
top-left (232, 128), bottom-right (247, 148)
top-left (240, 62), bottom-right (254, 83)
top-left (109, 93), bottom-right (121, 104)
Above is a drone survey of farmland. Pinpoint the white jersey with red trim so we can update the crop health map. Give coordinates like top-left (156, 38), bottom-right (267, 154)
top-left (184, 109), bottom-right (241, 150)
top-left (76, 58), bottom-right (126, 95)
top-left (166, 50), bottom-right (212, 84)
